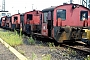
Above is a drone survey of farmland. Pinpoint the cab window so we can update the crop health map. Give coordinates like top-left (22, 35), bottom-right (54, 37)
top-left (57, 9), bottom-right (66, 20)
top-left (47, 11), bottom-right (51, 20)
top-left (80, 11), bottom-right (88, 21)
top-left (2, 13), bottom-right (6, 16)
top-left (43, 12), bottom-right (48, 23)
top-left (27, 14), bottom-right (33, 20)
top-left (14, 16), bottom-right (18, 22)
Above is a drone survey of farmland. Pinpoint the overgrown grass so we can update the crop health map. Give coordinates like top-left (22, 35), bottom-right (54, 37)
top-left (67, 47), bottom-right (77, 56)
top-left (31, 52), bottom-right (51, 60)
top-left (42, 54), bottom-right (51, 60)
top-left (0, 29), bottom-right (23, 47)
top-left (31, 52), bottom-right (37, 60)
top-left (28, 37), bottom-right (35, 45)
top-left (48, 42), bottom-right (56, 52)
top-left (48, 42), bottom-right (55, 47)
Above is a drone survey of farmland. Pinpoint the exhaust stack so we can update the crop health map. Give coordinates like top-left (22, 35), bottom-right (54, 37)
top-left (70, 0), bottom-right (73, 4)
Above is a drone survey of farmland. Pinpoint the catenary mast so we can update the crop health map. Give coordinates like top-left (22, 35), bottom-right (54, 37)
top-left (2, 0), bottom-right (5, 11)
top-left (81, 0), bottom-right (90, 9)
top-left (70, 0), bottom-right (73, 3)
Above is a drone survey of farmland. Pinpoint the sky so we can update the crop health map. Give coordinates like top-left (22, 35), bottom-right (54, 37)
top-left (0, 0), bottom-right (81, 15)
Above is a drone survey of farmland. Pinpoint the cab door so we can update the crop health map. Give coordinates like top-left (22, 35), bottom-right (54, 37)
top-left (42, 12), bottom-right (48, 36)
top-left (42, 11), bottom-right (53, 37)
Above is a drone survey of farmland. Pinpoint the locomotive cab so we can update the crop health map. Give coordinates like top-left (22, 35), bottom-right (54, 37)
top-left (11, 14), bottom-right (24, 31)
top-left (23, 10), bottom-right (42, 35)
top-left (1, 16), bottom-right (6, 28)
top-left (5, 16), bottom-right (12, 29)
top-left (0, 11), bottom-right (11, 27)
top-left (42, 7), bottom-right (55, 37)
top-left (42, 6), bottom-right (67, 43)
top-left (41, 4), bottom-right (90, 43)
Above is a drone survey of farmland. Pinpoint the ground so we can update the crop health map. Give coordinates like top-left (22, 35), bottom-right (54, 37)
top-left (0, 43), bottom-right (18, 60)
top-left (0, 28), bottom-right (89, 60)
top-left (15, 37), bottom-right (88, 60)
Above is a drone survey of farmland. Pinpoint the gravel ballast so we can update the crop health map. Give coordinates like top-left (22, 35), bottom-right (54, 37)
top-left (0, 43), bottom-right (19, 60)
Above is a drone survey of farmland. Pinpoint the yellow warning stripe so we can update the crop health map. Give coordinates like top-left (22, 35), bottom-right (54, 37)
top-left (0, 38), bottom-right (28, 60)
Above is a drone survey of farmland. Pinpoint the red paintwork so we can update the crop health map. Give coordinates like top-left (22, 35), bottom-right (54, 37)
top-left (42, 23), bottom-right (48, 36)
top-left (57, 18), bottom-right (62, 26)
top-left (24, 10), bottom-right (42, 25)
top-left (54, 4), bottom-right (90, 27)
top-left (5, 16), bottom-right (11, 28)
top-left (42, 4), bottom-right (90, 37)
top-left (1, 16), bottom-right (6, 27)
top-left (41, 14), bottom-right (48, 36)
top-left (11, 14), bottom-right (20, 24)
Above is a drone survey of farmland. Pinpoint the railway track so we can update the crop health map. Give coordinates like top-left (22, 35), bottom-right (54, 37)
top-left (28, 34), bottom-right (90, 54)
top-left (61, 41), bottom-right (90, 54)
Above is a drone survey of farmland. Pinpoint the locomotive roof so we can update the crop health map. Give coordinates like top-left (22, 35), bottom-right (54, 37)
top-left (1, 15), bottom-right (11, 17)
top-left (24, 10), bottom-right (41, 14)
top-left (58, 4), bottom-right (90, 10)
top-left (6, 15), bottom-right (12, 17)
top-left (42, 4), bottom-right (90, 12)
top-left (12, 13), bottom-right (24, 16)
top-left (42, 6), bottom-right (56, 12)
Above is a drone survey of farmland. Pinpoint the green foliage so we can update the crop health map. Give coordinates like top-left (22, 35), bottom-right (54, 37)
top-left (28, 37), bottom-right (35, 45)
top-left (20, 28), bottom-right (22, 37)
top-left (30, 52), bottom-right (51, 60)
top-left (42, 54), bottom-right (51, 60)
top-left (67, 47), bottom-right (77, 56)
top-left (48, 42), bottom-right (56, 52)
top-left (85, 55), bottom-right (90, 60)
top-left (31, 52), bottom-right (37, 60)
top-left (18, 49), bottom-right (25, 55)
top-left (14, 29), bottom-right (18, 35)
top-left (71, 50), bottom-right (76, 55)
top-left (48, 42), bottom-right (55, 47)
top-left (0, 30), bottom-right (23, 47)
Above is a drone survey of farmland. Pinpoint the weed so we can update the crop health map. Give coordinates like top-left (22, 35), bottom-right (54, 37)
top-left (31, 52), bottom-right (37, 60)
top-left (20, 28), bottom-right (22, 37)
top-left (71, 50), bottom-right (77, 56)
top-left (48, 42), bottom-right (56, 52)
top-left (22, 34), bottom-right (25, 38)
top-left (28, 37), bottom-right (35, 45)
top-left (42, 54), bottom-right (51, 60)
top-left (85, 55), bottom-right (90, 60)
top-left (62, 53), bottom-right (69, 57)
top-left (18, 49), bottom-right (25, 55)
top-left (0, 30), bottom-right (23, 47)
top-left (67, 47), bottom-right (77, 56)
top-left (14, 29), bottom-right (18, 35)
top-left (48, 42), bottom-right (55, 47)
top-left (67, 47), bottom-right (72, 54)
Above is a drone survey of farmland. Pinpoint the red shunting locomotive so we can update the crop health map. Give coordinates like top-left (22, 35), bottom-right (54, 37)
top-left (1, 4), bottom-right (90, 44)
top-left (41, 4), bottom-right (89, 43)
